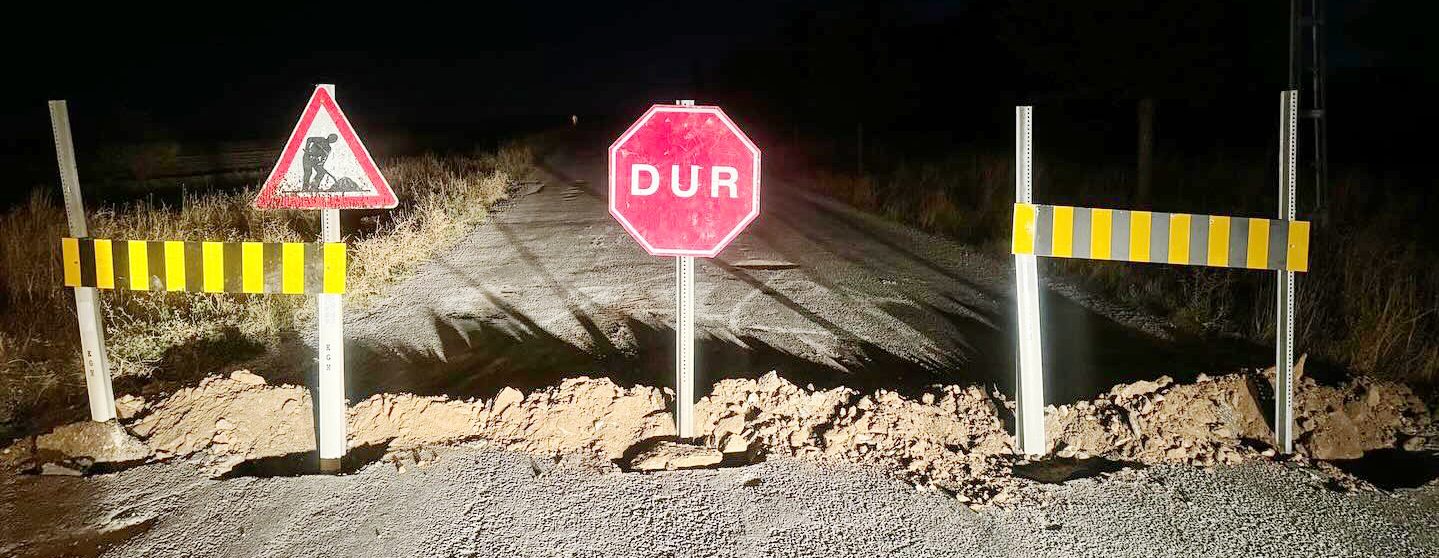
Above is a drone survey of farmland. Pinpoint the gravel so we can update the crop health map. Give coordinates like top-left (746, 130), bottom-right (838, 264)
top-left (1, 445), bottom-right (1435, 557)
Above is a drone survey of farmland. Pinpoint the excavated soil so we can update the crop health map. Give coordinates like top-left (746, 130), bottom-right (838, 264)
top-left (4, 361), bottom-right (1433, 505)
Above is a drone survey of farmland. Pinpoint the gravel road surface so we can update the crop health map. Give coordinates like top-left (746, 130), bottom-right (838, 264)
top-left (3, 445), bottom-right (1435, 557)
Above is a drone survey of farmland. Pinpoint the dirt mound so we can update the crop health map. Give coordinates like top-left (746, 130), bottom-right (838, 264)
top-left (1047, 358), bottom-right (1433, 464)
top-left (694, 373), bottom-right (1017, 502)
top-left (1284, 372), bottom-right (1432, 460)
top-left (477, 378), bottom-right (674, 458)
top-left (8, 364), bottom-right (1430, 504)
top-left (36, 420), bottom-right (152, 464)
top-left (131, 371), bottom-right (315, 470)
top-left (349, 393), bottom-right (483, 449)
top-left (1046, 373), bottom-right (1272, 466)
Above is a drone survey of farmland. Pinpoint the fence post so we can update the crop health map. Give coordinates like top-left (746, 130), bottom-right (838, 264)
top-left (49, 100), bottom-right (117, 423)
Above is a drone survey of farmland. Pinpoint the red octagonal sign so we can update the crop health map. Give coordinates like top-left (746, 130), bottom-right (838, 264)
top-left (609, 104), bottom-right (761, 258)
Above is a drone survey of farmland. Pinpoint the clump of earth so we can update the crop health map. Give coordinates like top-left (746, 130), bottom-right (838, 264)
top-left (1045, 356), bottom-right (1433, 464)
top-left (3, 360), bottom-right (1431, 506)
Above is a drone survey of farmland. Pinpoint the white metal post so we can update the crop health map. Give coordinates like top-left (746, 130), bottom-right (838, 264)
top-left (1276, 90), bottom-right (1299, 454)
top-left (48, 100), bottom-right (117, 423)
top-left (673, 99), bottom-right (697, 439)
top-left (316, 84), bottom-right (347, 472)
top-left (675, 255), bottom-right (696, 438)
top-left (1014, 106), bottom-right (1046, 456)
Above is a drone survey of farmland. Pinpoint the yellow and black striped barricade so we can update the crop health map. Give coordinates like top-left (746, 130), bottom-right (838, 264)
top-left (1012, 203), bottom-right (1310, 272)
top-left (61, 238), bottom-right (346, 294)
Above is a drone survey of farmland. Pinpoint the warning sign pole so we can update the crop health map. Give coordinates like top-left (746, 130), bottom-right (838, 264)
top-left (48, 100), bottom-right (118, 423)
top-left (316, 84), bottom-right (347, 473)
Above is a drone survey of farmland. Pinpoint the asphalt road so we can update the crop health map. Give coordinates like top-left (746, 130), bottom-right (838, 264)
top-left (343, 145), bottom-right (1252, 407)
top-left (3, 445), bottom-right (1435, 557)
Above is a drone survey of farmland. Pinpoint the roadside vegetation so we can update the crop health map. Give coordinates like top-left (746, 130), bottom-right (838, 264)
top-left (801, 151), bottom-right (1439, 391)
top-left (0, 142), bottom-right (536, 438)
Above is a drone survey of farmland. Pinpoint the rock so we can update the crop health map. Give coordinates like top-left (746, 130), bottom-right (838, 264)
top-left (40, 460), bottom-right (88, 476)
top-left (115, 395), bottom-right (147, 420)
top-left (492, 387), bottom-right (524, 415)
top-left (1112, 376), bottom-right (1173, 399)
top-left (1303, 412), bottom-right (1365, 460)
top-left (715, 414), bottom-right (745, 435)
top-left (36, 421), bottom-right (151, 464)
top-left (628, 441), bottom-right (722, 471)
top-left (719, 433), bottom-right (749, 454)
top-left (229, 370), bottom-right (267, 386)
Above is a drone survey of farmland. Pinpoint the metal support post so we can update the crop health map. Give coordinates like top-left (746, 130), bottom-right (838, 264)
top-left (1014, 106), bottom-right (1046, 456)
top-left (1275, 90), bottom-right (1299, 454)
top-left (49, 100), bottom-right (117, 423)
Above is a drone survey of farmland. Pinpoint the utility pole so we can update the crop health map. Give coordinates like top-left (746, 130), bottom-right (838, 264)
top-left (1289, 0), bottom-right (1329, 222)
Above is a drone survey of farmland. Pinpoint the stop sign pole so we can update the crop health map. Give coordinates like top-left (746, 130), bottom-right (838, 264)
top-left (609, 100), bottom-right (762, 439)
top-left (672, 99), bottom-right (698, 438)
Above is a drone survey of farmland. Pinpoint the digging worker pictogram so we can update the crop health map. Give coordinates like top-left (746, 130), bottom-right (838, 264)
top-left (302, 134), bottom-right (339, 190)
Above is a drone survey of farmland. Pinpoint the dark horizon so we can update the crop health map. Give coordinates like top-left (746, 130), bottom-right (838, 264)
top-left (3, 1), bottom-right (1432, 197)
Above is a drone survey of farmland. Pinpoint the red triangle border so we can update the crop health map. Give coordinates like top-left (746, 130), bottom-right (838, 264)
top-left (254, 87), bottom-right (397, 210)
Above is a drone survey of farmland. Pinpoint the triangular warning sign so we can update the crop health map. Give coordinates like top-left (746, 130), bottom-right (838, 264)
top-left (254, 87), bottom-right (397, 210)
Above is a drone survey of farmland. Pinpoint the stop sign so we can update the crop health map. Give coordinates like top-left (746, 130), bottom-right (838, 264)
top-left (609, 104), bottom-right (761, 258)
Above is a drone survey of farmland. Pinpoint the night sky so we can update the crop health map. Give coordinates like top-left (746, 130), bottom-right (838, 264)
top-left (2, 1), bottom-right (1429, 197)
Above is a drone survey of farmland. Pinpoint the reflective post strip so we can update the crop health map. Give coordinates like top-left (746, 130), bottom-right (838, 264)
top-left (94, 239), bottom-right (115, 289)
top-left (1013, 105), bottom-right (1046, 456)
top-left (1090, 208), bottom-right (1113, 260)
top-left (1011, 203), bottom-right (1037, 255)
top-left (1129, 211), bottom-right (1152, 263)
top-left (323, 243), bottom-right (347, 294)
top-left (62, 237), bottom-right (82, 287)
top-left (128, 240), bottom-right (150, 290)
top-left (1207, 216), bottom-right (1230, 267)
top-left (50, 100), bottom-right (115, 423)
top-left (164, 241), bottom-right (186, 291)
top-left (241, 242), bottom-right (265, 293)
top-left (1246, 218), bottom-right (1270, 269)
top-left (281, 243), bottom-right (306, 294)
top-left (1167, 214), bottom-right (1191, 265)
top-left (1287, 221), bottom-right (1310, 272)
top-left (1050, 205), bottom-right (1074, 258)
top-left (65, 239), bottom-right (347, 294)
top-left (202, 242), bottom-right (225, 293)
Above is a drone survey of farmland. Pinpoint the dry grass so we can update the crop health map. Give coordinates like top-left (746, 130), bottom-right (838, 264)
top-left (0, 143), bottom-right (535, 436)
top-left (806, 151), bottom-right (1439, 390)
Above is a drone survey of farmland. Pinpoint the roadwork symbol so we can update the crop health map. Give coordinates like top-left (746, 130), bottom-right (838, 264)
top-left (254, 86), bottom-right (396, 209)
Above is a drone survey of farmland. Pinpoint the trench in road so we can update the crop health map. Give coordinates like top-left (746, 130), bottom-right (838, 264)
top-left (336, 144), bottom-right (1265, 409)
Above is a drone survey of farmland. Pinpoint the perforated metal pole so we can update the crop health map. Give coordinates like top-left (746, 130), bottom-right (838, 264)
top-left (49, 100), bottom-right (117, 423)
top-left (1014, 106), bottom-right (1046, 456)
top-left (317, 84), bottom-right (347, 473)
top-left (1276, 91), bottom-right (1299, 454)
top-left (675, 255), bottom-right (696, 438)
top-left (673, 99), bottom-right (697, 438)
